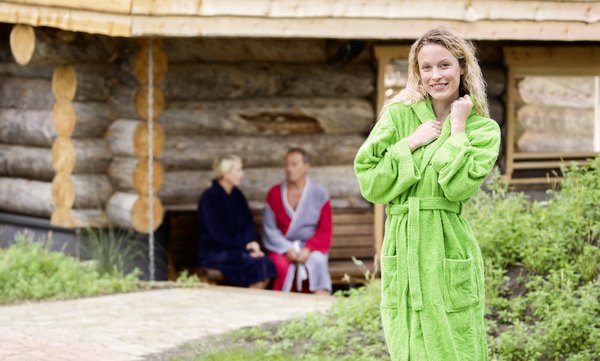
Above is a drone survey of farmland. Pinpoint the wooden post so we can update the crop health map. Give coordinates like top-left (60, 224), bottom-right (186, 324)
top-left (372, 46), bottom-right (411, 261)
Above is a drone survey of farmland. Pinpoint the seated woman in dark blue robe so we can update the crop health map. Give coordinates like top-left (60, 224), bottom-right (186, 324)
top-left (197, 155), bottom-right (276, 288)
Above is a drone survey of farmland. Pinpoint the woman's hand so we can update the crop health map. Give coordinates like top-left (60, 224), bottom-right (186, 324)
top-left (406, 120), bottom-right (442, 151)
top-left (450, 95), bottom-right (473, 134)
top-left (246, 241), bottom-right (264, 258)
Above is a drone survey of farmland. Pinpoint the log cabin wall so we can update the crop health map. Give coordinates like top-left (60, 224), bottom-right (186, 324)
top-left (0, 26), bottom-right (509, 231)
top-left (110, 37), bottom-right (377, 211)
top-left (0, 26), bottom-right (119, 227)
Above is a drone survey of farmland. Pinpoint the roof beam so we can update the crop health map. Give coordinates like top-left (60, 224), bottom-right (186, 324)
top-left (1, 1), bottom-right (600, 40)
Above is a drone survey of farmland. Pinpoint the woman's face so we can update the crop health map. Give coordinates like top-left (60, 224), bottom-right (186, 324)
top-left (223, 160), bottom-right (244, 187)
top-left (417, 43), bottom-right (464, 103)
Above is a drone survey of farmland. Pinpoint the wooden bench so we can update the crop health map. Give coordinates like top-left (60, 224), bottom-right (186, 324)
top-left (164, 207), bottom-right (376, 286)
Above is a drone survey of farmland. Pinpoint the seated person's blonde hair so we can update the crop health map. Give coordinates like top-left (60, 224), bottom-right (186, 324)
top-left (212, 154), bottom-right (242, 180)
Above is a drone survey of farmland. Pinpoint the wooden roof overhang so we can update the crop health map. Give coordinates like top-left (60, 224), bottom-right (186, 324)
top-left (0, 0), bottom-right (599, 40)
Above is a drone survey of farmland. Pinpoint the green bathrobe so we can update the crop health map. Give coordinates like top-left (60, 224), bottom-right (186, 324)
top-left (354, 99), bottom-right (500, 361)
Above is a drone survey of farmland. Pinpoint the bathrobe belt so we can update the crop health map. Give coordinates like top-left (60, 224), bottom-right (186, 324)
top-left (386, 197), bottom-right (462, 311)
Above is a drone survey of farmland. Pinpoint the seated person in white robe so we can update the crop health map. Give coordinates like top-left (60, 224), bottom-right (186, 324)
top-left (262, 148), bottom-right (332, 295)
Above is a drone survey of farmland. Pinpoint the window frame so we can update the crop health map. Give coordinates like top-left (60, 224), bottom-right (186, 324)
top-left (503, 46), bottom-right (600, 184)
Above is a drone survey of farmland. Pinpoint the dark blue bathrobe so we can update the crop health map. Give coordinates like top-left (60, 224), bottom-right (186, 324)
top-left (197, 180), bottom-right (276, 287)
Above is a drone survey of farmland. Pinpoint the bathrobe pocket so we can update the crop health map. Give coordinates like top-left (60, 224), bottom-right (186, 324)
top-left (381, 255), bottom-right (403, 309)
top-left (442, 257), bottom-right (479, 313)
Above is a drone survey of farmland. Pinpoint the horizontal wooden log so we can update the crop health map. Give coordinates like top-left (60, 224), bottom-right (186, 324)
top-left (52, 64), bottom-right (114, 102)
top-left (160, 134), bottom-right (365, 170)
top-left (517, 104), bottom-right (593, 136)
top-left (51, 207), bottom-right (110, 228)
top-left (0, 144), bottom-right (53, 181)
top-left (518, 76), bottom-right (594, 108)
top-left (0, 77), bottom-right (53, 110)
top-left (52, 100), bottom-right (114, 138)
top-left (107, 157), bottom-right (165, 194)
top-left (161, 38), bottom-right (328, 63)
top-left (0, 109), bottom-right (55, 147)
top-left (112, 86), bottom-right (167, 120)
top-left (52, 173), bottom-right (114, 209)
top-left (0, 103), bottom-right (112, 147)
top-left (153, 98), bottom-right (374, 136)
top-left (0, 62), bottom-right (53, 78)
top-left (165, 63), bottom-right (374, 100)
top-left (114, 63), bottom-right (374, 108)
top-left (516, 132), bottom-right (594, 153)
top-left (106, 192), bottom-right (164, 233)
top-left (51, 138), bottom-right (112, 174)
top-left (158, 165), bottom-right (362, 205)
top-left (10, 25), bottom-right (120, 66)
top-left (0, 177), bottom-right (52, 217)
top-left (0, 69), bottom-right (112, 109)
top-left (105, 119), bottom-right (165, 157)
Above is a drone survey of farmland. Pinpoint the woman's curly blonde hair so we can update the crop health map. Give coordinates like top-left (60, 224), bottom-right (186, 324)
top-left (393, 27), bottom-right (489, 118)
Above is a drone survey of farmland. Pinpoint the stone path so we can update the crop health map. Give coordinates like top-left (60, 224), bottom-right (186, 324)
top-left (0, 286), bottom-right (335, 361)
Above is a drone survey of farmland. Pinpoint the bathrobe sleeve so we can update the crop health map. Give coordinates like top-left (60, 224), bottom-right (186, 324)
top-left (262, 203), bottom-right (293, 254)
top-left (304, 200), bottom-right (332, 253)
top-left (354, 107), bottom-right (421, 204)
top-left (431, 118), bottom-right (501, 202)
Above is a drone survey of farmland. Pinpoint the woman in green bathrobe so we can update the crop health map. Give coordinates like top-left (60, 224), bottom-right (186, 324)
top-left (354, 28), bottom-right (500, 361)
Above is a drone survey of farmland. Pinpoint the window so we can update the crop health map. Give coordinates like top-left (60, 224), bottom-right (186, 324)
top-left (504, 47), bottom-right (600, 184)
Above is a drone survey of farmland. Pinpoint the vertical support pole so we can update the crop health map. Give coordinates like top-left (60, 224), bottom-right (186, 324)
top-left (504, 62), bottom-right (516, 182)
top-left (147, 38), bottom-right (155, 281)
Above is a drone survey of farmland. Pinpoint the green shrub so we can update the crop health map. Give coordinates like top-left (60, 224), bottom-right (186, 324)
top-left (467, 158), bottom-right (600, 360)
top-left (0, 232), bottom-right (141, 304)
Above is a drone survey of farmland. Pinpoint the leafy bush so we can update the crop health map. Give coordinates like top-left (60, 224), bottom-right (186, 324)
top-left (466, 157), bottom-right (600, 360)
top-left (0, 232), bottom-right (141, 304)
